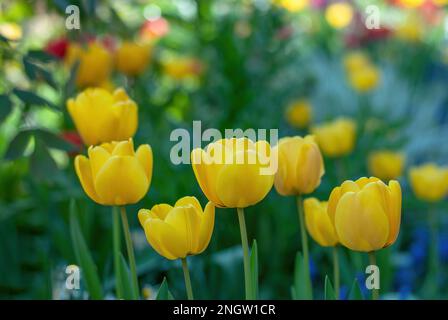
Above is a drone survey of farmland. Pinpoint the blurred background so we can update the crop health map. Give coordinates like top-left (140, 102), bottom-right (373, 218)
top-left (1, 0), bottom-right (448, 300)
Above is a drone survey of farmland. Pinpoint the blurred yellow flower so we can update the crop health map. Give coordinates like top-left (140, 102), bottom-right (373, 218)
top-left (191, 138), bottom-right (275, 208)
top-left (115, 42), bottom-right (152, 76)
top-left (348, 64), bottom-right (380, 92)
top-left (138, 196), bottom-right (215, 260)
top-left (432, 0), bottom-right (448, 6)
top-left (0, 22), bottom-right (22, 41)
top-left (328, 177), bottom-right (402, 252)
top-left (343, 51), bottom-right (370, 73)
top-left (368, 151), bottom-right (405, 181)
top-left (277, 0), bottom-right (309, 12)
top-left (74, 139), bottom-right (153, 206)
top-left (325, 2), bottom-right (353, 29)
top-left (409, 163), bottom-right (448, 202)
top-left (311, 118), bottom-right (357, 158)
top-left (67, 87), bottom-right (138, 146)
top-left (65, 42), bottom-right (113, 88)
top-left (304, 198), bottom-right (338, 247)
top-left (395, 14), bottom-right (424, 43)
top-left (273, 136), bottom-right (324, 196)
top-left (285, 99), bottom-right (312, 128)
top-left (163, 57), bottom-right (203, 80)
top-left (399, 0), bottom-right (425, 8)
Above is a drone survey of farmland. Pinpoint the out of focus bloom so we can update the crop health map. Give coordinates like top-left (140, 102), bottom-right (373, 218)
top-left (311, 118), bottom-right (356, 157)
top-left (0, 22), bottom-right (22, 41)
top-left (368, 151), bottom-right (405, 181)
top-left (328, 177), bottom-right (402, 252)
top-left (276, 0), bottom-right (309, 12)
top-left (138, 196), bottom-right (215, 260)
top-left (304, 198), bottom-right (338, 247)
top-left (398, 0), bottom-right (425, 8)
top-left (325, 2), bottom-right (353, 29)
top-left (65, 42), bottom-right (113, 87)
top-left (162, 57), bottom-right (203, 80)
top-left (191, 138), bottom-right (275, 208)
top-left (115, 42), bottom-right (152, 76)
top-left (343, 51), bottom-right (380, 92)
top-left (75, 139), bottom-right (152, 206)
top-left (273, 136), bottom-right (324, 196)
top-left (67, 88), bottom-right (137, 146)
top-left (285, 99), bottom-right (312, 128)
top-left (395, 14), bottom-right (424, 43)
top-left (45, 37), bottom-right (69, 59)
top-left (409, 163), bottom-right (448, 202)
top-left (140, 17), bottom-right (170, 41)
top-left (343, 51), bottom-right (370, 73)
top-left (61, 131), bottom-right (83, 157)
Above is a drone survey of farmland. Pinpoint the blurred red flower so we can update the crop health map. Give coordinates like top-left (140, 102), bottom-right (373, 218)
top-left (45, 37), bottom-right (68, 59)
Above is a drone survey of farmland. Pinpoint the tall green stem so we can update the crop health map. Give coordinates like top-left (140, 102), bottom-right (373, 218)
top-left (237, 208), bottom-right (252, 300)
top-left (120, 206), bottom-right (139, 299)
top-left (332, 246), bottom-right (340, 300)
top-left (181, 257), bottom-right (194, 300)
top-left (368, 251), bottom-right (379, 300)
top-left (113, 207), bottom-right (124, 299)
top-left (428, 208), bottom-right (439, 297)
top-left (297, 195), bottom-right (312, 298)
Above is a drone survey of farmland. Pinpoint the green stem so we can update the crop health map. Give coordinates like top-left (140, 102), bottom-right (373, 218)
top-left (120, 206), bottom-right (139, 299)
top-left (237, 208), bottom-right (252, 300)
top-left (113, 207), bottom-right (124, 299)
top-left (368, 251), bottom-right (379, 300)
top-left (333, 246), bottom-right (340, 300)
top-left (181, 257), bottom-right (194, 300)
top-left (429, 208), bottom-right (439, 296)
top-left (297, 195), bottom-right (312, 298)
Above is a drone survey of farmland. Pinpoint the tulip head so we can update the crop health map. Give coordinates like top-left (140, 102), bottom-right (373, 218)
top-left (409, 163), bottom-right (448, 202)
top-left (348, 64), bottom-right (380, 93)
top-left (325, 2), bottom-right (353, 29)
top-left (115, 42), bottom-right (152, 76)
top-left (138, 197), bottom-right (215, 260)
top-left (65, 42), bottom-right (113, 88)
top-left (343, 51), bottom-right (370, 74)
top-left (304, 198), bottom-right (338, 247)
top-left (368, 151), bottom-right (405, 181)
top-left (191, 138), bottom-right (275, 208)
top-left (273, 135), bottom-right (324, 196)
top-left (162, 57), bottom-right (203, 80)
top-left (311, 117), bottom-right (357, 158)
top-left (285, 99), bottom-right (312, 129)
top-left (276, 0), bottom-right (309, 12)
top-left (67, 87), bottom-right (138, 146)
top-left (328, 177), bottom-right (401, 252)
top-left (74, 139), bottom-right (152, 206)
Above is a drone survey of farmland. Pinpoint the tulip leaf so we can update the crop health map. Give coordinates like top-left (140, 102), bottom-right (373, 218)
top-left (33, 128), bottom-right (75, 151)
top-left (30, 139), bottom-right (58, 182)
top-left (118, 253), bottom-right (137, 300)
top-left (28, 50), bottom-right (56, 63)
top-left (69, 201), bottom-right (103, 300)
top-left (349, 278), bottom-right (364, 300)
top-left (291, 251), bottom-right (311, 300)
top-left (12, 88), bottom-right (58, 110)
top-left (324, 275), bottom-right (336, 300)
top-left (250, 239), bottom-right (258, 300)
top-left (156, 277), bottom-right (174, 300)
top-left (0, 94), bottom-right (13, 121)
top-left (4, 130), bottom-right (33, 160)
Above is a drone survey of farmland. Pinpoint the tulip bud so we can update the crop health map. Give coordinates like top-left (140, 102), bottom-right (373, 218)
top-left (115, 42), bottom-right (152, 76)
top-left (409, 163), bottom-right (448, 202)
top-left (138, 197), bottom-right (215, 260)
top-left (285, 100), bottom-right (312, 129)
top-left (368, 151), bottom-right (405, 181)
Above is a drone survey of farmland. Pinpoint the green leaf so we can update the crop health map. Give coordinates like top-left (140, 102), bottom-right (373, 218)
top-left (0, 94), bottom-right (13, 121)
top-left (34, 128), bottom-right (75, 151)
top-left (349, 278), bottom-right (364, 300)
top-left (117, 253), bottom-right (137, 300)
top-left (250, 239), bottom-right (258, 300)
top-left (30, 139), bottom-right (58, 182)
top-left (156, 277), bottom-right (174, 300)
top-left (324, 275), bottom-right (336, 300)
top-left (291, 251), bottom-right (312, 300)
top-left (4, 130), bottom-right (33, 160)
top-left (28, 50), bottom-right (56, 63)
top-left (12, 88), bottom-right (58, 110)
top-left (69, 201), bottom-right (103, 300)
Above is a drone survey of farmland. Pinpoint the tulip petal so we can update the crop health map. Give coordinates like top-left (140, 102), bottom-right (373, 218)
top-left (175, 196), bottom-right (202, 212)
top-left (385, 180), bottom-right (402, 246)
top-left (164, 207), bottom-right (201, 254)
top-left (197, 201), bottom-right (215, 253)
top-left (112, 139), bottom-right (135, 156)
top-left (136, 144), bottom-right (153, 181)
top-left (150, 204), bottom-right (173, 220)
top-left (144, 219), bottom-right (185, 260)
top-left (138, 209), bottom-right (160, 227)
top-left (88, 145), bottom-right (110, 178)
top-left (74, 155), bottom-right (104, 204)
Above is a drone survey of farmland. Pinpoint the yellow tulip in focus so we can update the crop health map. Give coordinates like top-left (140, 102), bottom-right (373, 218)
top-left (115, 41), bottom-right (152, 76)
top-left (74, 139), bottom-right (152, 206)
top-left (277, 0), bottom-right (309, 12)
top-left (67, 87), bottom-right (138, 146)
top-left (65, 42), bottom-right (113, 88)
top-left (409, 163), bottom-right (448, 202)
top-left (163, 57), bottom-right (203, 80)
top-left (311, 118), bottom-right (357, 158)
top-left (273, 136), bottom-right (324, 196)
top-left (304, 198), bottom-right (338, 247)
top-left (368, 151), bottom-right (405, 181)
top-left (325, 2), bottom-right (353, 29)
top-left (285, 99), bottom-right (312, 128)
top-left (348, 64), bottom-right (380, 93)
top-left (138, 196), bottom-right (215, 260)
top-left (328, 177), bottom-right (402, 252)
top-left (191, 138), bottom-right (275, 208)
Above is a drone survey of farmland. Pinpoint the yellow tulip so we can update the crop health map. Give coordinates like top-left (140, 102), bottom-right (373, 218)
top-left (311, 118), bottom-right (357, 158)
top-left (348, 64), bottom-right (380, 93)
top-left (115, 42), bottom-right (152, 76)
top-left (395, 14), bottom-right (424, 43)
top-left (138, 196), bottom-right (215, 260)
top-left (304, 198), bottom-right (338, 247)
top-left (191, 138), bottom-right (275, 208)
top-left (67, 87), bottom-right (138, 146)
top-left (162, 57), bottom-right (203, 80)
top-left (399, 0), bottom-right (425, 8)
top-left (343, 51), bottom-right (370, 74)
top-left (273, 136), bottom-right (324, 196)
top-left (432, 0), bottom-right (448, 6)
top-left (74, 138), bottom-right (152, 206)
top-left (409, 163), bottom-right (448, 202)
top-left (325, 2), bottom-right (353, 29)
top-left (276, 0), bottom-right (309, 12)
top-left (65, 42), bottom-right (113, 88)
top-left (328, 177), bottom-right (402, 252)
top-left (368, 151), bottom-right (405, 181)
top-left (285, 100), bottom-right (312, 129)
